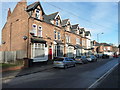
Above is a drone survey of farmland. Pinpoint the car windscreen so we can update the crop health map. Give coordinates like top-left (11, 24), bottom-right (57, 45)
top-left (54, 58), bottom-right (64, 61)
top-left (76, 56), bottom-right (81, 58)
top-left (87, 56), bottom-right (90, 58)
top-left (91, 55), bottom-right (95, 58)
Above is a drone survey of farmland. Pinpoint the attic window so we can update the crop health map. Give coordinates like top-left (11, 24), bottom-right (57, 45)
top-left (56, 19), bottom-right (58, 26)
top-left (35, 9), bottom-right (40, 19)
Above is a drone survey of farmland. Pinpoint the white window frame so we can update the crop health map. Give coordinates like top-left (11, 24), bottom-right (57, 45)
top-left (82, 39), bottom-right (85, 47)
top-left (68, 46), bottom-right (74, 57)
top-left (66, 35), bottom-right (70, 43)
top-left (107, 47), bottom-right (110, 50)
top-left (104, 47), bottom-right (106, 50)
top-left (38, 26), bottom-right (42, 37)
top-left (56, 19), bottom-right (59, 26)
top-left (32, 24), bottom-right (37, 36)
top-left (35, 9), bottom-right (40, 19)
top-left (58, 32), bottom-right (60, 40)
top-left (54, 45), bottom-right (57, 57)
top-left (32, 43), bottom-right (45, 58)
top-left (54, 30), bottom-right (57, 40)
top-left (76, 38), bottom-right (80, 44)
top-left (68, 36), bottom-right (70, 43)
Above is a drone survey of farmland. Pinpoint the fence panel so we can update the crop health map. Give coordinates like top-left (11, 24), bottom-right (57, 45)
top-left (0, 51), bottom-right (4, 63)
top-left (0, 50), bottom-right (26, 63)
top-left (16, 50), bottom-right (26, 59)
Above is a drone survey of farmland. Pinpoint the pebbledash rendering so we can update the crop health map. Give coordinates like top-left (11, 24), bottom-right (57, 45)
top-left (0, 0), bottom-right (92, 62)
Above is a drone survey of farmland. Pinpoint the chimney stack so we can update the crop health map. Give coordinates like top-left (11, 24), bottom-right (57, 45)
top-left (7, 8), bottom-right (11, 19)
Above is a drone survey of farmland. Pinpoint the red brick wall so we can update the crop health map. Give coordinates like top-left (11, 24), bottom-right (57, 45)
top-left (2, 1), bottom-right (29, 51)
top-left (1, 0), bottom-right (90, 59)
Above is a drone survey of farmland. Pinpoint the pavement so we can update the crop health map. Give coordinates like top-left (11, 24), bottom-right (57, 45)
top-left (2, 60), bottom-right (53, 80)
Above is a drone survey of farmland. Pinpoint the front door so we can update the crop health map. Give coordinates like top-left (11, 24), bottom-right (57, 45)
top-left (49, 48), bottom-right (52, 59)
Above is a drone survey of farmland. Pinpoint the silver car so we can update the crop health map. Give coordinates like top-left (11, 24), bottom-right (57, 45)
top-left (75, 56), bottom-right (88, 64)
top-left (53, 57), bottom-right (76, 69)
top-left (86, 55), bottom-right (97, 62)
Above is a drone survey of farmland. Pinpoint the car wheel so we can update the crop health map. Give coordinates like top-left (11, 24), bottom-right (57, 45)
top-left (64, 65), bottom-right (67, 69)
top-left (82, 61), bottom-right (85, 64)
top-left (81, 62), bottom-right (84, 64)
top-left (73, 64), bottom-right (76, 67)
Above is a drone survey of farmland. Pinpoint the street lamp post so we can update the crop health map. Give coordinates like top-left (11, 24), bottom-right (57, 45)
top-left (97, 32), bottom-right (104, 43)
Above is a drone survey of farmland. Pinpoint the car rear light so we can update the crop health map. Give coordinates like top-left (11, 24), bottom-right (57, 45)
top-left (55, 62), bottom-right (63, 64)
top-left (75, 59), bottom-right (81, 60)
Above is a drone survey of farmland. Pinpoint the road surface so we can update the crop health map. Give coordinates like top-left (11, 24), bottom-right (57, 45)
top-left (2, 58), bottom-right (119, 88)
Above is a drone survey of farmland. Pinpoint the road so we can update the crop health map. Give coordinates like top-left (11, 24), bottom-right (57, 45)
top-left (95, 63), bottom-right (120, 88)
top-left (2, 58), bottom-right (119, 88)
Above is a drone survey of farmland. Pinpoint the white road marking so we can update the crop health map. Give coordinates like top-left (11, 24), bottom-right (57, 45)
top-left (87, 62), bottom-right (118, 89)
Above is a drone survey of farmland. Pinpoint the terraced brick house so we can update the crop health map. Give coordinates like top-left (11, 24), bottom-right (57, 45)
top-left (0, 0), bottom-right (92, 63)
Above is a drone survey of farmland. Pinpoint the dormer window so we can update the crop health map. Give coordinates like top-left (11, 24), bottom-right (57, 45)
top-left (56, 19), bottom-right (59, 26)
top-left (35, 9), bottom-right (40, 19)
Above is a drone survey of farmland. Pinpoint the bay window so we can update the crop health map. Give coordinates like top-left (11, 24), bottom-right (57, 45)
top-left (32, 43), bottom-right (45, 58)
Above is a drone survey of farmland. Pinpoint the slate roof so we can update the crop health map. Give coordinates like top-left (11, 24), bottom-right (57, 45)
top-left (26, 1), bottom-right (45, 15)
top-left (95, 43), bottom-right (111, 46)
top-left (61, 19), bottom-right (69, 26)
top-left (43, 12), bottom-right (59, 23)
top-left (47, 12), bottom-right (59, 19)
top-left (71, 24), bottom-right (79, 29)
top-left (54, 40), bottom-right (64, 44)
top-left (79, 27), bottom-right (85, 34)
top-left (85, 31), bottom-right (90, 36)
top-left (74, 44), bottom-right (83, 49)
top-left (80, 28), bottom-right (85, 32)
top-left (100, 43), bottom-right (111, 46)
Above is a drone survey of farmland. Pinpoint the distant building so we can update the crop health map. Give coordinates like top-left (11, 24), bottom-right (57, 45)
top-left (91, 41), bottom-right (119, 56)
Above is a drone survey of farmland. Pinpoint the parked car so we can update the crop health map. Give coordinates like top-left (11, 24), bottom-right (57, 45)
top-left (102, 54), bottom-right (109, 59)
top-left (74, 57), bottom-right (83, 64)
top-left (53, 57), bottom-right (76, 69)
top-left (95, 54), bottom-right (99, 58)
top-left (86, 55), bottom-right (97, 62)
top-left (74, 56), bottom-right (88, 64)
top-left (98, 54), bottom-right (103, 58)
top-left (113, 54), bottom-right (119, 58)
